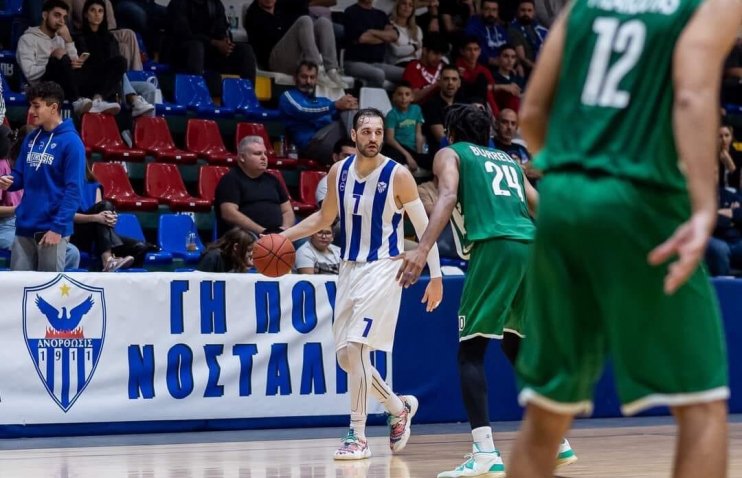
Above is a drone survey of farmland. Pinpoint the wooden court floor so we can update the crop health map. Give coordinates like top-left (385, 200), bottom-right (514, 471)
top-left (0, 417), bottom-right (740, 477)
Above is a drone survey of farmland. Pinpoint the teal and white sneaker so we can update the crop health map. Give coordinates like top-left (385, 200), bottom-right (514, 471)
top-left (389, 395), bottom-right (419, 453)
top-left (334, 430), bottom-right (371, 460)
top-left (556, 438), bottom-right (578, 467)
top-left (437, 445), bottom-right (506, 478)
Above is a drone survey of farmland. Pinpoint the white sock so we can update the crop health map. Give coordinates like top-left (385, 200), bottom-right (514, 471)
top-left (350, 415), bottom-right (367, 441)
top-left (472, 426), bottom-right (495, 452)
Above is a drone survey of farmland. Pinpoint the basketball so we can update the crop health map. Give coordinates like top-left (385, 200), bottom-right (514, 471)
top-left (253, 234), bottom-right (295, 277)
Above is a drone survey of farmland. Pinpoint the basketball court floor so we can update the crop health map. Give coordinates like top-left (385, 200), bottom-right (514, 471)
top-left (0, 415), bottom-right (740, 477)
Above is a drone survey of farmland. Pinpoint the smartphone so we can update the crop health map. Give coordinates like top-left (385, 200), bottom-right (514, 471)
top-left (79, 52), bottom-right (90, 60)
top-left (34, 231), bottom-right (45, 244)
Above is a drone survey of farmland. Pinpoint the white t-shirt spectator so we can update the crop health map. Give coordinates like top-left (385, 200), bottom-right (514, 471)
top-left (295, 242), bottom-right (341, 274)
top-left (315, 176), bottom-right (329, 206)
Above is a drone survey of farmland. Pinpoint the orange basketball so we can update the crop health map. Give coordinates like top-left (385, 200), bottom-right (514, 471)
top-left (253, 234), bottom-right (296, 277)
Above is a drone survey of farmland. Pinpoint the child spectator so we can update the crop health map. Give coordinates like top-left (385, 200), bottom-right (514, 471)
top-left (383, 82), bottom-right (427, 172)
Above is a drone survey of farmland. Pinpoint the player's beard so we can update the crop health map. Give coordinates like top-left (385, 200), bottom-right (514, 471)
top-left (358, 142), bottom-right (379, 158)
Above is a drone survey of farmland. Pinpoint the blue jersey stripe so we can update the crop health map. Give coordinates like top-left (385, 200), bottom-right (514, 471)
top-left (389, 212), bottom-right (402, 256)
top-left (337, 157), bottom-right (354, 258)
top-left (367, 161), bottom-right (397, 261)
top-left (348, 179), bottom-right (366, 260)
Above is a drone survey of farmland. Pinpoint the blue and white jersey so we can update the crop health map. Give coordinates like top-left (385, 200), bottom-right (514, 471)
top-left (336, 155), bottom-right (404, 262)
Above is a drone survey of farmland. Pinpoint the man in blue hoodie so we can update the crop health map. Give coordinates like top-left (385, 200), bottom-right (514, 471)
top-left (279, 61), bottom-right (358, 165)
top-left (0, 81), bottom-right (85, 272)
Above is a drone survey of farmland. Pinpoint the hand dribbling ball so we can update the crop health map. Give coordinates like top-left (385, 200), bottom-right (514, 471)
top-left (253, 234), bottom-right (295, 277)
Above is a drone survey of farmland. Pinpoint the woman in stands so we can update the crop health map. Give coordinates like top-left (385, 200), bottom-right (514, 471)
top-left (387, 0), bottom-right (424, 67)
top-left (197, 227), bottom-right (256, 273)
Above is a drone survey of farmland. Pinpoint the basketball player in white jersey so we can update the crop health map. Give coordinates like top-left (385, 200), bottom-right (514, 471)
top-left (282, 108), bottom-right (443, 460)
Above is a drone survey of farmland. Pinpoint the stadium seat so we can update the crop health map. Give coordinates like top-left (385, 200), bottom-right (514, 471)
top-left (91, 162), bottom-right (159, 211)
top-left (265, 169), bottom-right (315, 214)
top-left (222, 78), bottom-right (282, 120)
top-left (186, 119), bottom-right (236, 165)
top-left (81, 113), bottom-right (146, 161)
top-left (134, 116), bottom-right (198, 164)
top-left (298, 170), bottom-right (326, 207)
top-left (1, 73), bottom-right (26, 106)
top-left (114, 213), bottom-right (173, 265)
top-left (0, 0), bottom-right (23, 17)
top-left (359, 87), bottom-right (393, 116)
top-left (157, 214), bottom-right (204, 264)
top-left (198, 165), bottom-right (230, 203)
top-left (126, 70), bottom-right (186, 115)
top-left (235, 122), bottom-right (298, 169)
top-left (145, 163), bottom-right (212, 212)
top-left (174, 74), bottom-right (234, 118)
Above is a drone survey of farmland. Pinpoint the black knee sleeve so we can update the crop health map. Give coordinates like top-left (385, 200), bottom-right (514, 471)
top-left (501, 332), bottom-right (522, 367)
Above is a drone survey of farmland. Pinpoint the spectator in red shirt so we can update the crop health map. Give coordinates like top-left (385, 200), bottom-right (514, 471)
top-left (402, 33), bottom-right (449, 103)
top-left (455, 36), bottom-right (499, 116)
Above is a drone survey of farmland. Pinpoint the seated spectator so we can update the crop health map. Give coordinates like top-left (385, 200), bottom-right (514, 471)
top-left (113, 0), bottom-right (166, 58)
top-left (279, 61), bottom-right (358, 165)
top-left (455, 36), bottom-right (499, 115)
top-left (295, 228), bottom-right (341, 274)
top-left (215, 136), bottom-right (295, 237)
top-left (343, 0), bottom-right (404, 88)
top-left (387, 0), bottom-right (424, 67)
top-left (197, 227), bottom-right (256, 273)
top-left (421, 64), bottom-right (462, 156)
top-left (491, 43), bottom-right (523, 111)
top-left (719, 124), bottom-right (737, 190)
top-left (464, 0), bottom-right (507, 70)
top-left (507, 0), bottom-right (548, 77)
top-left (245, 0), bottom-right (344, 88)
top-left (706, 185), bottom-right (742, 277)
top-left (402, 32), bottom-right (448, 102)
top-left (0, 84), bottom-right (8, 160)
top-left (382, 82), bottom-right (427, 171)
top-left (17, 0), bottom-right (119, 115)
top-left (415, 0), bottom-right (440, 35)
top-left (493, 108), bottom-right (539, 181)
top-left (71, 158), bottom-right (153, 271)
top-left (439, 0), bottom-right (476, 49)
top-left (316, 138), bottom-right (356, 206)
top-left (163, 0), bottom-right (256, 84)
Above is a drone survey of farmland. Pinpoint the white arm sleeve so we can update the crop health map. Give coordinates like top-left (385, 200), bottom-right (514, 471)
top-left (403, 198), bottom-right (442, 278)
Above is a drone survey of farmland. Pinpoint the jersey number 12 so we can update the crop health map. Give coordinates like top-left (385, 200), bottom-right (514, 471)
top-left (581, 18), bottom-right (646, 108)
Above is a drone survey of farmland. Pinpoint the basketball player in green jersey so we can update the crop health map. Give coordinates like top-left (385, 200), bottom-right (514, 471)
top-left (397, 104), bottom-right (576, 477)
top-left (505, 0), bottom-right (742, 477)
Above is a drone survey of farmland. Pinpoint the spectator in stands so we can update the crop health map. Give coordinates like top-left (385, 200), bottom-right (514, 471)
top-left (279, 61), bottom-right (358, 165)
top-left (533, 0), bottom-right (566, 26)
top-left (402, 32), bottom-right (448, 103)
top-left (464, 0), bottom-right (507, 70)
top-left (507, 0), bottom-right (548, 77)
top-left (493, 108), bottom-right (539, 181)
top-left (416, 0), bottom-right (440, 35)
top-left (316, 138), bottom-right (356, 206)
top-left (0, 82), bottom-right (85, 272)
top-left (706, 153), bottom-right (742, 277)
top-left (383, 82), bottom-right (426, 171)
top-left (164, 0), bottom-right (257, 84)
top-left (113, 0), bottom-right (166, 58)
top-left (719, 124), bottom-right (737, 190)
top-left (0, 83), bottom-right (8, 160)
top-left (456, 36), bottom-right (499, 115)
top-left (244, 0), bottom-right (344, 88)
top-left (439, 0), bottom-right (476, 49)
top-left (491, 43), bottom-right (522, 111)
top-left (197, 227), bottom-right (256, 273)
top-left (387, 0), bottom-right (424, 67)
top-left (422, 64), bottom-right (461, 156)
top-left (343, 0), bottom-right (404, 88)
top-left (723, 33), bottom-right (742, 105)
top-left (215, 136), bottom-right (295, 237)
top-left (17, 0), bottom-right (120, 115)
top-left (71, 160), bottom-right (147, 271)
top-left (295, 227), bottom-right (341, 274)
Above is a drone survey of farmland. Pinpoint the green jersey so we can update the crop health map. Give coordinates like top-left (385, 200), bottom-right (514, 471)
top-left (536, 0), bottom-right (703, 191)
top-left (450, 142), bottom-right (535, 243)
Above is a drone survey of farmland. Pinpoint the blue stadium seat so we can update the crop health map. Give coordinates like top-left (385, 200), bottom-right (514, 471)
top-left (114, 213), bottom-right (174, 265)
top-left (174, 74), bottom-right (234, 118)
top-left (1, 73), bottom-right (26, 106)
top-left (222, 78), bottom-right (282, 120)
top-left (126, 70), bottom-right (186, 115)
top-left (157, 214), bottom-right (205, 264)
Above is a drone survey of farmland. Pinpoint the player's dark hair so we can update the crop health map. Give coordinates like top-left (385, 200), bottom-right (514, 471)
top-left (42, 0), bottom-right (69, 13)
top-left (352, 108), bottom-right (385, 130)
top-left (445, 103), bottom-right (491, 147)
top-left (26, 81), bottom-right (65, 109)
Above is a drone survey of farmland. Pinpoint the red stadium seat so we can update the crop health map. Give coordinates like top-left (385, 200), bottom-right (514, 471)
top-left (198, 165), bottom-right (230, 203)
top-left (298, 170), bottom-right (326, 207)
top-left (145, 163), bottom-right (212, 212)
top-left (186, 119), bottom-right (236, 165)
top-left (265, 169), bottom-right (316, 214)
top-left (91, 162), bottom-right (158, 211)
top-left (235, 122), bottom-right (298, 169)
top-left (81, 113), bottom-right (146, 162)
top-left (134, 116), bottom-right (198, 164)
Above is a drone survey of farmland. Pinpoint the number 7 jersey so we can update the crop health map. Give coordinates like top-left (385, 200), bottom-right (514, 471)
top-left (450, 142), bottom-right (535, 243)
top-left (536, 0), bottom-right (702, 192)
